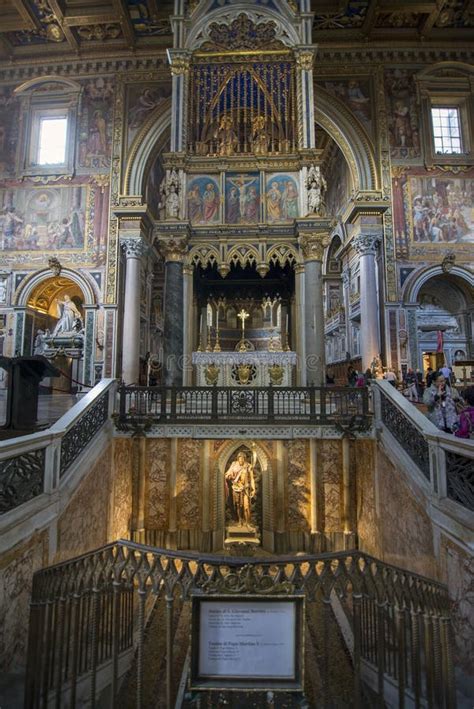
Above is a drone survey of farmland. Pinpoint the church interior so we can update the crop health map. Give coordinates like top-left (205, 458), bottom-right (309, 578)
top-left (0, 1), bottom-right (473, 707)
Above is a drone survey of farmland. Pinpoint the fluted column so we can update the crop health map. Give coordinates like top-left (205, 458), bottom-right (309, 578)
top-left (353, 233), bottom-right (381, 370)
top-left (299, 233), bottom-right (329, 386)
top-left (121, 237), bottom-right (145, 384)
top-left (161, 238), bottom-right (188, 386)
top-left (294, 264), bottom-right (306, 385)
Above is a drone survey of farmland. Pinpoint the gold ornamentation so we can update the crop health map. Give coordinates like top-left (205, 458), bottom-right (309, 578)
top-left (170, 58), bottom-right (190, 76)
top-left (236, 363), bottom-right (252, 385)
top-left (237, 308), bottom-right (250, 351)
top-left (299, 233), bottom-right (330, 261)
top-left (92, 174), bottom-right (110, 193)
top-left (268, 364), bottom-right (284, 385)
top-left (204, 363), bottom-right (220, 385)
top-left (295, 51), bottom-right (314, 72)
top-left (77, 24), bottom-right (122, 41)
top-left (48, 257), bottom-right (62, 277)
top-left (199, 563), bottom-right (295, 594)
top-left (159, 237), bottom-right (188, 263)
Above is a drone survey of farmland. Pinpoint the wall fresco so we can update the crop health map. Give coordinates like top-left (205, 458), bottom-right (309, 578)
top-left (384, 69), bottom-right (421, 159)
top-left (0, 87), bottom-right (19, 178)
top-left (225, 172), bottom-right (260, 224)
top-left (78, 78), bottom-right (114, 169)
top-left (326, 148), bottom-right (352, 217)
top-left (320, 78), bottom-right (373, 134)
top-left (127, 82), bottom-right (171, 148)
top-left (264, 173), bottom-right (299, 223)
top-left (408, 176), bottom-right (473, 243)
top-left (186, 175), bottom-right (221, 225)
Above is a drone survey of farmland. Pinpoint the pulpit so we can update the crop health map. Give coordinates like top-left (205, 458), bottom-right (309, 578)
top-left (0, 356), bottom-right (61, 430)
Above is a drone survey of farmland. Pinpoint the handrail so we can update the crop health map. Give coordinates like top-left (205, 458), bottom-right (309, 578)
top-left (373, 379), bottom-right (474, 514)
top-left (25, 540), bottom-right (455, 708)
top-left (115, 383), bottom-right (371, 427)
top-left (0, 379), bottom-right (116, 515)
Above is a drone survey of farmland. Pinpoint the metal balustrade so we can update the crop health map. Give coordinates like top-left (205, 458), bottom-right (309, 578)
top-left (24, 541), bottom-right (455, 708)
top-left (0, 379), bottom-right (115, 515)
top-left (116, 384), bottom-right (371, 427)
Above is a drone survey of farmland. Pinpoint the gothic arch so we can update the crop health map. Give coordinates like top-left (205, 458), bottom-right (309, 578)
top-left (187, 244), bottom-right (220, 269)
top-left (214, 440), bottom-right (273, 548)
top-left (266, 243), bottom-right (300, 268)
top-left (401, 265), bottom-right (474, 305)
top-left (13, 267), bottom-right (98, 307)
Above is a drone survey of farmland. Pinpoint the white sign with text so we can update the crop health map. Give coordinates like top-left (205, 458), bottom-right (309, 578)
top-left (198, 600), bottom-right (296, 679)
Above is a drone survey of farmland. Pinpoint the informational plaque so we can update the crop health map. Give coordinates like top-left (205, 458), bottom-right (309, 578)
top-left (190, 595), bottom-right (304, 690)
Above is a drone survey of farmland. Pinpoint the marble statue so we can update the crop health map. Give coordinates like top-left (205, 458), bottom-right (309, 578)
top-left (306, 164), bottom-right (327, 215)
top-left (52, 295), bottom-right (83, 336)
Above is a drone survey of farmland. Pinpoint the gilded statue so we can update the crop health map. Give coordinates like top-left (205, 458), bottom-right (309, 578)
top-left (225, 451), bottom-right (256, 527)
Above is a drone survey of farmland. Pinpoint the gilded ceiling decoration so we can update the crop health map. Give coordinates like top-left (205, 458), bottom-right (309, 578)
top-left (0, 0), bottom-right (471, 62)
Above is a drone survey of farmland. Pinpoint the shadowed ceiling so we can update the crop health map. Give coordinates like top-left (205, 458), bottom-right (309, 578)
top-left (0, 0), bottom-right (472, 62)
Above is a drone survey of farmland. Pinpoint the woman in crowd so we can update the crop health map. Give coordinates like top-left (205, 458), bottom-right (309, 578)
top-left (423, 371), bottom-right (462, 433)
top-left (455, 386), bottom-right (474, 439)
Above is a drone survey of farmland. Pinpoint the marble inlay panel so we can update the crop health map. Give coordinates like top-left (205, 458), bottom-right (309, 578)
top-left (319, 441), bottom-right (342, 533)
top-left (111, 438), bottom-right (133, 540)
top-left (287, 440), bottom-right (310, 530)
top-left (177, 439), bottom-right (201, 528)
top-left (145, 439), bottom-right (170, 529)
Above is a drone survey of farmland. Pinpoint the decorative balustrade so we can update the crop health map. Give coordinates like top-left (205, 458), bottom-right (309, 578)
top-left (24, 541), bottom-right (454, 709)
top-left (115, 384), bottom-right (371, 428)
top-left (374, 380), bottom-right (474, 514)
top-left (0, 379), bottom-right (116, 515)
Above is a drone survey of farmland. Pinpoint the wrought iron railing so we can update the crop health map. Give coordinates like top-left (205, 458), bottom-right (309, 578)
top-left (0, 380), bottom-right (115, 515)
top-left (60, 389), bottom-right (109, 477)
top-left (379, 387), bottom-right (431, 479)
top-left (445, 448), bottom-right (474, 511)
top-left (24, 541), bottom-right (454, 709)
top-left (116, 385), bottom-right (370, 428)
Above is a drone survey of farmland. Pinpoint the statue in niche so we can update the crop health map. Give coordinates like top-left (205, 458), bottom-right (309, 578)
top-left (225, 450), bottom-right (256, 527)
top-left (52, 295), bottom-right (83, 336)
top-left (33, 329), bottom-right (46, 355)
top-left (159, 169), bottom-right (181, 220)
top-left (306, 164), bottom-right (327, 215)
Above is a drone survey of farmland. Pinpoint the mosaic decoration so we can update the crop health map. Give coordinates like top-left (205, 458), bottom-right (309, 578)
top-left (225, 173), bottom-right (260, 225)
top-left (186, 176), bottom-right (221, 225)
top-left (384, 69), bottom-right (421, 159)
top-left (319, 78), bottom-right (372, 134)
top-left (264, 173), bottom-right (299, 223)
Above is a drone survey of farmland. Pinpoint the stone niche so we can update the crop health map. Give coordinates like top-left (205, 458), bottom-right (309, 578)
top-left (119, 436), bottom-right (373, 555)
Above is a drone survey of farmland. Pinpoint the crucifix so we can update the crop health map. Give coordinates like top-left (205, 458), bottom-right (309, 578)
top-left (237, 308), bottom-right (250, 352)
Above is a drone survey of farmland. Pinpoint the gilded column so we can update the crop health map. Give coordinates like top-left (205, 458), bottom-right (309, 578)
top-left (299, 233), bottom-right (330, 386)
top-left (353, 234), bottom-right (381, 371)
top-left (161, 237), bottom-right (188, 386)
top-left (295, 48), bottom-right (316, 150)
top-left (120, 237), bottom-right (145, 384)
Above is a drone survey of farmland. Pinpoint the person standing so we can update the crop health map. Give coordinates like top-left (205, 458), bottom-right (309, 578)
top-left (455, 386), bottom-right (474, 439)
top-left (423, 372), bottom-right (462, 433)
top-left (384, 368), bottom-right (397, 387)
top-left (404, 368), bottom-right (419, 402)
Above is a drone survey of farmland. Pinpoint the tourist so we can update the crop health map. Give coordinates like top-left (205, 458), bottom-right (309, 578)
top-left (347, 364), bottom-right (357, 386)
top-left (423, 372), bottom-right (462, 433)
top-left (384, 368), bottom-right (397, 387)
top-left (425, 366), bottom-right (435, 388)
top-left (454, 386), bottom-right (474, 439)
top-left (404, 368), bottom-right (419, 402)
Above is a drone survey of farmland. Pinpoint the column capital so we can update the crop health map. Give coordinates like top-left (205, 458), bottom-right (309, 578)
top-left (298, 233), bottom-right (330, 262)
top-left (159, 236), bottom-right (189, 263)
top-left (294, 47), bottom-right (316, 72)
top-left (352, 234), bottom-right (381, 257)
top-left (167, 49), bottom-right (191, 76)
top-left (120, 236), bottom-right (146, 259)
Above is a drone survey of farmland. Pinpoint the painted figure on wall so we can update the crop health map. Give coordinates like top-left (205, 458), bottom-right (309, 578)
top-left (79, 79), bottom-right (114, 168)
top-left (0, 187), bottom-right (87, 251)
top-left (322, 79), bottom-right (372, 133)
top-left (0, 88), bottom-right (19, 176)
top-left (409, 178), bottom-right (473, 243)
top-left (225, 174), bottom-right (260, 224)
top-left (186, 177), bottom-right (220, 225)
top-left (265, 174), bottom-right (299, 223)
top-left (385, 69), bottom-right (420, 158)
top-left (225, 451), bottom-right (256, 527)
top-left (127, 84), bottom-right (171, 147)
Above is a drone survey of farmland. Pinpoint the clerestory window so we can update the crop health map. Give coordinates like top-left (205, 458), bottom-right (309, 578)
top-left (431, 107), bottom-right (463, 155)
top-left (37, 115), bottom-right (68, 165)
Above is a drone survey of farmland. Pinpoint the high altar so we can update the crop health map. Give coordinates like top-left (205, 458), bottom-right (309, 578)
top-left (152, 6), bottom-right (332, 390)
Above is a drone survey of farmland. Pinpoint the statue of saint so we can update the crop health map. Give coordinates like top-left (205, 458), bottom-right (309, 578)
top-left (225, 451), bottom-right (256, 527)
top-left (52, 295), bottom-right (82, 336)
top-left (306, 164), bottom-right (327, 215)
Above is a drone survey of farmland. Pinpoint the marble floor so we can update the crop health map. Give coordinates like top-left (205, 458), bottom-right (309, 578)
top-left (0, 390), bottom-right (81, 436)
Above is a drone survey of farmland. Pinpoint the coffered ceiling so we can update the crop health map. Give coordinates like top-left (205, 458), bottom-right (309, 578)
top-left (0, 0), bottom-right (472, 63)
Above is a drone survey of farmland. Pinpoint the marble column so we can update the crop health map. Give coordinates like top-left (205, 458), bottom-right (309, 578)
top-left (299, 233), bottom-right (330, 386)
top-left (162, 239), bottom-right (187, 387)
top-left (121, 237), bottom-right (145, 384)
top-left (353, 234), bottom-right (381, 371)
top-left (182, 265), bottom-right (194, 385)
top-left (294, 264), bottom-right (306, 385)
